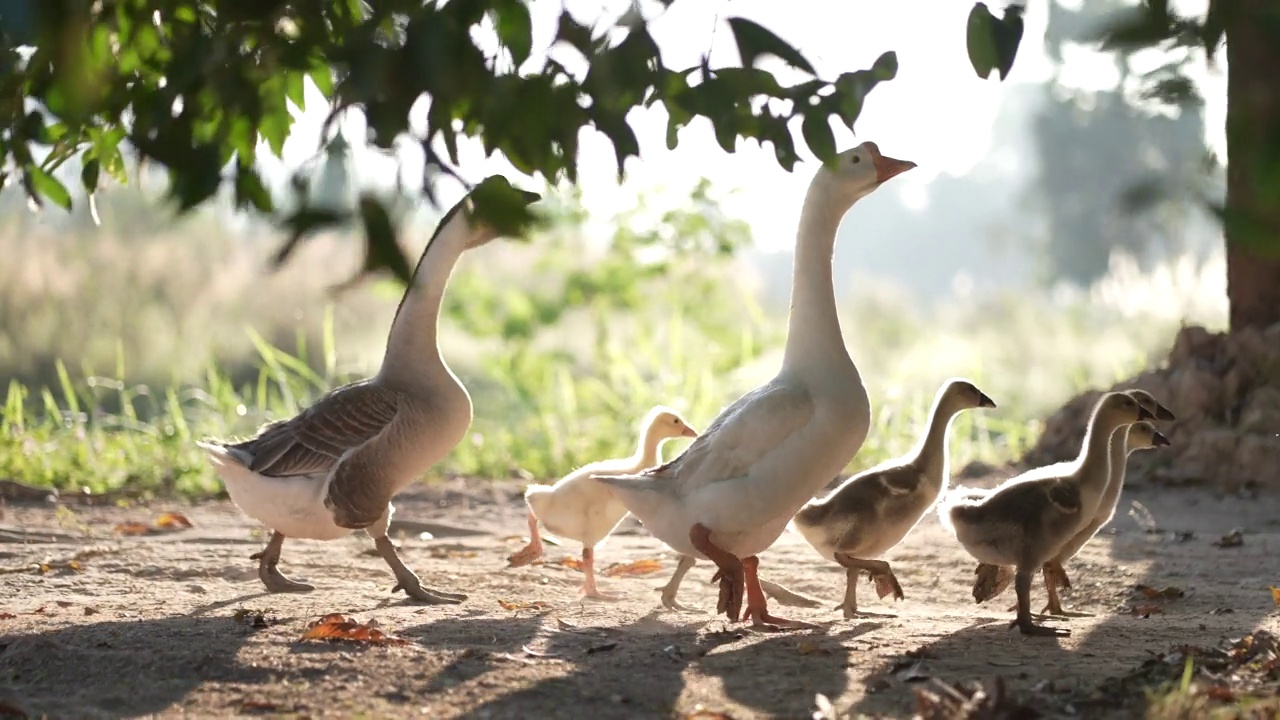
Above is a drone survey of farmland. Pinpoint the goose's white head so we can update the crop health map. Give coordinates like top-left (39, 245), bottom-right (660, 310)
top-left (642, 405), bottom-right (700, 442)
top-left (812, 141), bottom-right (916, 208)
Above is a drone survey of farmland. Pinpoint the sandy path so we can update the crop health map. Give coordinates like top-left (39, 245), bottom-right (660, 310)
top-left (1, 477), bottom-right (1277, 719)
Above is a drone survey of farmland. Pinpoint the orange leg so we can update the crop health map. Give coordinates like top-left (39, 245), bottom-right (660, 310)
top-left (506, 510), bottom-right (544, 568)
top-left (742, 556), bottom-right (815, 630)
top-left (691, 523), bottom-right (744, 621)
top-left (580, 546), bottom-right (623, 601)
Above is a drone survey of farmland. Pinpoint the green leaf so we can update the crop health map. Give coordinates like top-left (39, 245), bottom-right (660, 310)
top-left (966, 3), bottom-right (998, 79)
top-left (801, 112), bottom-right (835, 163)
top-left (1096, 6), bottom-right (1178, 52)
top-left (726, 17), bottom-right (815, 75)
top-left (493, 1), bottom-right (533, 67)
top-left (81, 157), bottom-right (101, 193)
top-left (309, 64), bottom-right (334, 98)
top-left (359, 195), bottom-right (412, 283)
top-left (468, 175), bottom-right (543, 239)
top-left (27, 167), bottom-right (72, 210)
top-left (234, 166), bottom-right (274, 213)
top-left (994, 4), bottom-right (1024, 80)
top-left (275, 207), bottom-right (349, 268)
top-left (285, 71), bottom-right (306, 110)
top-left (260, 105), bottom-right (290, 157)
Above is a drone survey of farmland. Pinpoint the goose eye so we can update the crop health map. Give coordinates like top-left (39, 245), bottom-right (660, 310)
top-left (851, 155), bottom-right (861, 164)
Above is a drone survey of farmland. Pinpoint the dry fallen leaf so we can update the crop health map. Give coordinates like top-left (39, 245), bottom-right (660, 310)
top-left (240, 700), bottom-right (280, 712)
top-left (113, 521), bottom-right (152, 536)
top-left (83, 606), bottom-right (98, 616)
top-left (498, 599), bottom-right (551, 611)
top-left (1213, 529), bottom-right (1244, 548)
top-left (603, 558), bottom-right (664, 577)
top-left (1202, 685), bottom-right (1237, 702)
top-left (558, 556), bottom-right (584, 571)
top-left (0, 612), bottom-right (15, 620)
top-left (1270, 586), bottom-right (1280, 608)
top-left (155, 511), bottom-right (194, 529)
top-left (1134, 584), bottom-right (1185, 600)
top-left (798, 640), bottom-right (831, 656)
top-left (300, 613), bottom-right (408, 646)
top-left (1130, 603), bottom-right (1165, 617)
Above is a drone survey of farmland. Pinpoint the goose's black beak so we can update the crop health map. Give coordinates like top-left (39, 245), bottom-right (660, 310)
top-left (978, 393), bottom-right (997, 409)
top-left (1137, 406), bottom-right (1155, 421)
top-left (517, 188), bottom-right (541, 205)
top-left (1153, 431), bottom-right (1172, 448)
top-left (1155, 404), bottom-right (1176, 421)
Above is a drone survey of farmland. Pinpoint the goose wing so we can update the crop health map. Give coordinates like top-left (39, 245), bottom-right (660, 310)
top-left (230, 380), bottom-right (401, 478)
top-left (598, 380), bottom-right (813, 494)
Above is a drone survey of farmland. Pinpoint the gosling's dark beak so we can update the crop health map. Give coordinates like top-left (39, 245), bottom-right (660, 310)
top-left (1153, 431), bottom-right (1172, 448)
top-left (977, 393), bottom-right (997, 409)
top-left (1137, 406), bottom-right (1155, 421)
top-left (1155, 404), bottom-right (1176, 421)
top-left (517, 189), bottom-right (541, 205)
top-left (868, 144), bottom-right (917, 184)
top-left (681, 425), bottom-right (699, 438)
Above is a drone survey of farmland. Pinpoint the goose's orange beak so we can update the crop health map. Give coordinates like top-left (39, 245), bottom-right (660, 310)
top-left (868, 144), bottom-right (916, 183)
top-left (681, 425), bottom-right (699, 438)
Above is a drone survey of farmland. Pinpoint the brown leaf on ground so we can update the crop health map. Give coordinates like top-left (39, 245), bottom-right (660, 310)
top-left (115, 513), bottom-right (193, 536)
top-left (0, 612), bottom-right (15, 620)
top-left (497, 599), bottom-right (551, 611)
top-left (113, 521), bottom-right (152, 536)
top-left (1130, 604), bottom-right (1165, 617)
top-left (1134, 584), bottom-right (1185, 599)
top-left (602, 558), bottom-right (663, 577)
top-left (558, 556), bottom-right (584, 571)
top-left (797, 640), bottom-right (831, 656)
top-left (913, 677), bottom-right (1041, 720)
top-left (154, 512), bottom-right (194, 529)
top-left (83, 606), bottom-right (98, 616)
top-left (299, 614), bottom-right (408, 646)
top-left (1212, 529), bottom-right (1244, 548)
top-left (1269, 586), bottom-right (1280, 608)
top-left (240, 699), bottom-right (280, 713)
top-left (36, 560), bottom-right (81, 575)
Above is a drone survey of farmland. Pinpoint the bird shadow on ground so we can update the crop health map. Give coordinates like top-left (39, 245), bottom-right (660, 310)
top-left (0, 616), bottom-right (264, 718)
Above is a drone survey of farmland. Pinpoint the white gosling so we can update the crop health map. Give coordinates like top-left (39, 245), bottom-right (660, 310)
top-left (505, 406), bottom-right (698, 600)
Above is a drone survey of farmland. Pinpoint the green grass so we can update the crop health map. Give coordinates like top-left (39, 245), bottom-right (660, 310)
top-left (0, 183), bottom-right (1228, 499)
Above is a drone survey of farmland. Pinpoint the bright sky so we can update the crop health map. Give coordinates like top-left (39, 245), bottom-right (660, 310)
top-left (267, 0), bottom-right (1227, 252)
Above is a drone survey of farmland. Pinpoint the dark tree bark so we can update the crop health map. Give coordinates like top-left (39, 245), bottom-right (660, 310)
top-left (1224, 0), bottom-right (1280, 332)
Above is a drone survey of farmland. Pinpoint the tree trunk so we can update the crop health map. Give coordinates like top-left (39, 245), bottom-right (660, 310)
top-left (1224, 0), bottom-right (1280, 332)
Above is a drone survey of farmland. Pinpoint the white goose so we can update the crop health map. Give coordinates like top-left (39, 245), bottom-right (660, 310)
top-left (597, 142), bottom-right (916, 629)
top-left (198, 176), bottom-right (539, 603)
top-left (505, 406), bottom-right (698, 600)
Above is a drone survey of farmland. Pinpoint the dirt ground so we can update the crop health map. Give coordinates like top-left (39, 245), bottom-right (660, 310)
top-left (1, 476), bottom-right (1277, 719)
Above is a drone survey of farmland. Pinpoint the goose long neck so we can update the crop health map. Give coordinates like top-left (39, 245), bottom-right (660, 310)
top-left (636, 428), bottom-right (665, 468)
top-left (1076, 413), bottom-right (1119, 490)
top-left (1108, 425), bottom-right (1130, 486)
top-left (782, 183), bottom-right (852, 375)
top-left (376, 219), bottom-right (470, 388)
top-left (910, 396), bottom-right (960, 489)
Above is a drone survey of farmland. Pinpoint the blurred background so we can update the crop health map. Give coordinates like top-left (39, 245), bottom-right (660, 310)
top-left (0, 0), bottom-right (1231, 497)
